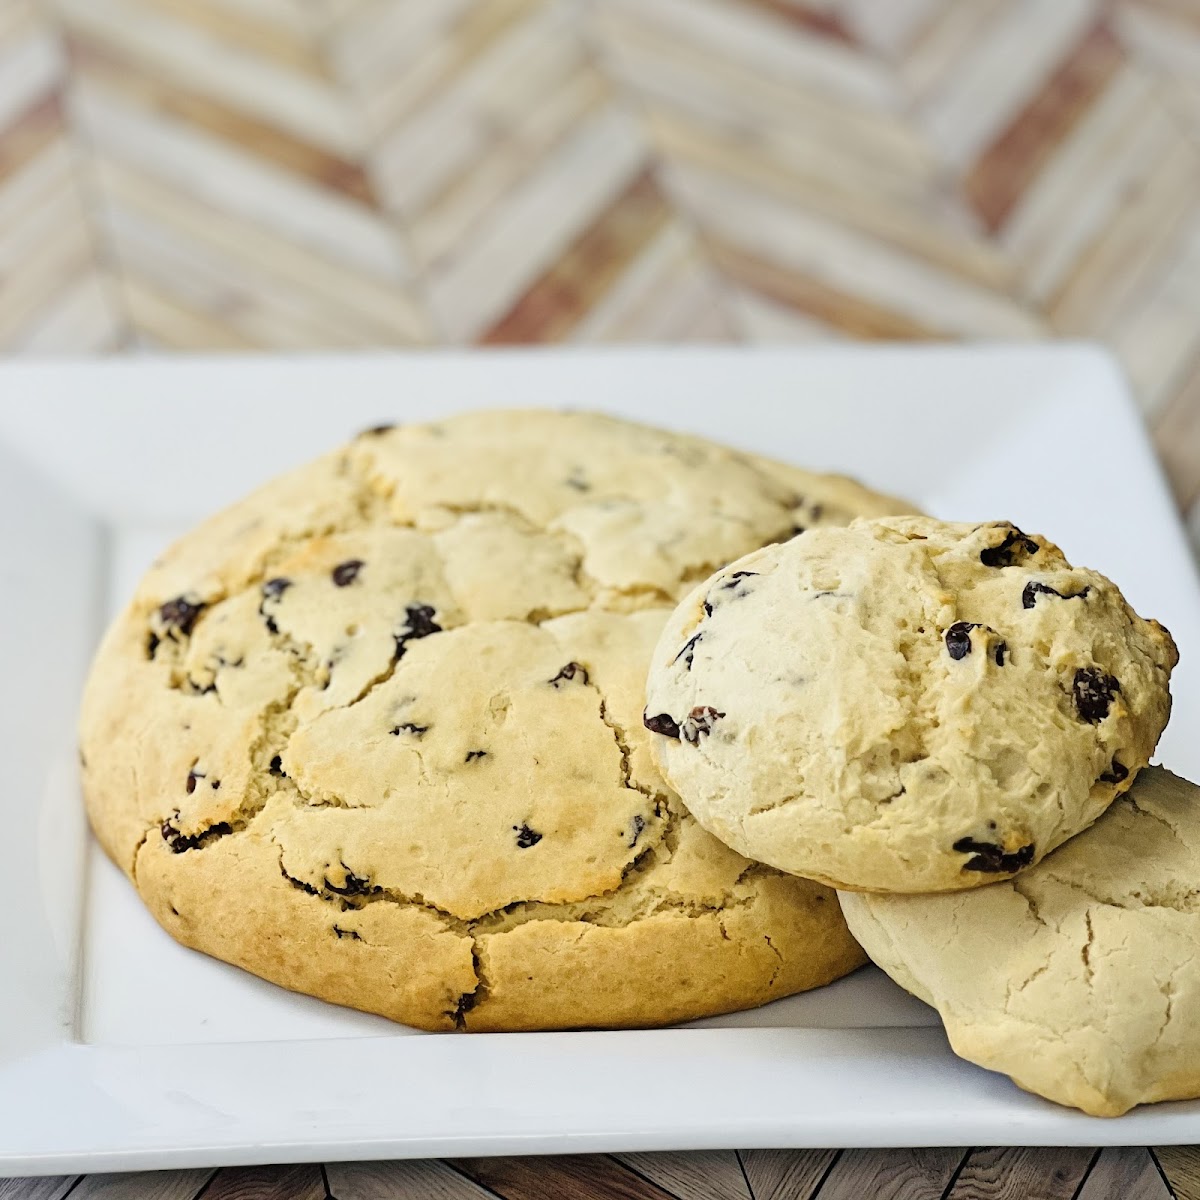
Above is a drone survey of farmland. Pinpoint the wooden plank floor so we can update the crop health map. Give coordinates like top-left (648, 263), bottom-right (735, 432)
top-left (4, 1148), bottom-right (1200, 1199)
top-left (3, 0), bottom-right (1200, 1195)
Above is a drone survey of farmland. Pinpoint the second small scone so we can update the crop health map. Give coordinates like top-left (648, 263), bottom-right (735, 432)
top-left (839, 768), bottom-right (1200, 1117)
top-left (643, 516), bottom-right (1177, 893)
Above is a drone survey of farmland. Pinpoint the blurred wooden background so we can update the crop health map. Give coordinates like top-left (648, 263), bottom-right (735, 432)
top-left (3, 0), bottom-right (1200, 1196)
top-left (3, 0), bottom-right (1200, 536)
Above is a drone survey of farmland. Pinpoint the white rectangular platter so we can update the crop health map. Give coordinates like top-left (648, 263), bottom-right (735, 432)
top-left (2, 345), bottom-right (1200, 1174)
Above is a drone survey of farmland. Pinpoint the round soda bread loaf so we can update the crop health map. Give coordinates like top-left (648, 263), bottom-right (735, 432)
top-left (643, 516), bottom-right (1177, 893)
top-left (841, 768), bottom-right (1200, 1117)
top-left (80, 409), bottom-right (908, 1031)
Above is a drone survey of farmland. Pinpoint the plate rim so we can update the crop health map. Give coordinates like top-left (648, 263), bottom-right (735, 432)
top-left (5, 342), bottom-right (1200, 1174)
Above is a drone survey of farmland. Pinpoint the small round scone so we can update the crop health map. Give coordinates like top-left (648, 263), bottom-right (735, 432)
top-left (80, 410), bottom-right (908, 1031)
top-left (643, 516), bottom-right (1177, 894)
top-left (840, 768), bottom-right (1200, 1117)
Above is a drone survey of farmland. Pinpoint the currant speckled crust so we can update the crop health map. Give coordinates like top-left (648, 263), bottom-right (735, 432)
top-left (81, 410), bottom-right (910, 1031)
top-left (842, 768), bottom-right (1200, 1117)
top-left (644, 516), bottom-right (1177, 894)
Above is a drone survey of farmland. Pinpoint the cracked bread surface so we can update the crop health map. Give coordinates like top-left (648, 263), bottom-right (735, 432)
top-left (80, 409), bottom-right (909, 1031)
top-left (644, 516), bottom-right (1177, 894)
top-left (840, 768), bottom-right (1200, 1116)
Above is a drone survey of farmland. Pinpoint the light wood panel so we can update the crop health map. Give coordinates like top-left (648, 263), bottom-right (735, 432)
top-left (0, 0), bottom-right (1192, 530)
top-left (945, 1147), bottom-right (1097, 1200)
top-left (1075, 1148), bottom-right (1172, 1200)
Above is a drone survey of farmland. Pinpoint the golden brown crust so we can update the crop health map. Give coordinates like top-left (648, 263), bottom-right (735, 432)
top-left (82, 410), bottom-right (900, 1030)
top-left (135, 826), bottom-right (478, 1030)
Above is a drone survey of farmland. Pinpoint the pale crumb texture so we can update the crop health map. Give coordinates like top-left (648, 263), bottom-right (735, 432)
top-left (841, 767), bottom-right (1200, 1117)
top-left (79, 410), bottom-right (909, 1031)
top-left (645, 516), bottom-right (1177, 893)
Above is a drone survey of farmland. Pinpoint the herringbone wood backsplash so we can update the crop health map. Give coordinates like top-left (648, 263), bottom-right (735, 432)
top-left (3, 0), bottom-right (1199, 533)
